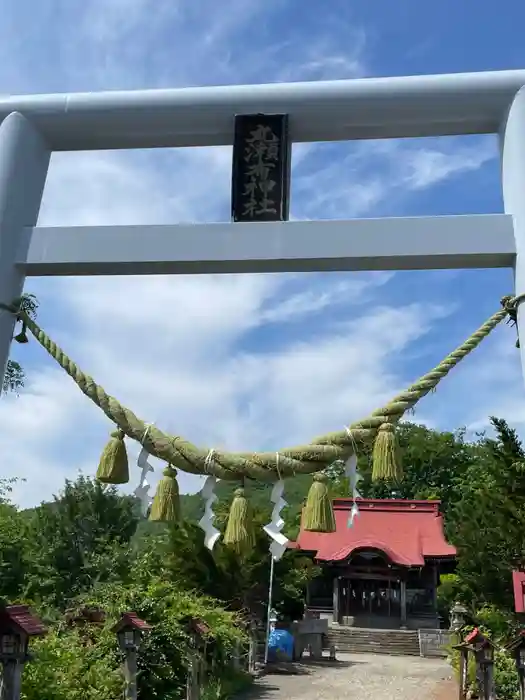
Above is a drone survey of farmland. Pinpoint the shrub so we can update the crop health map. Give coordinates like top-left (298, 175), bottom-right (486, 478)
top-left (21, 627), bottom-right (122, 700)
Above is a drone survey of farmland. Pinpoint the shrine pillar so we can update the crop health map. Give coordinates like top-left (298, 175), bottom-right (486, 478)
top-left (0, 113), bottom-right (50, 389)
top-left (400, 579), bottom-right (407, 628)
top-left (333, 577), bottom-right (340, 624)
top-left (501, 87), bottom-right (525, 378)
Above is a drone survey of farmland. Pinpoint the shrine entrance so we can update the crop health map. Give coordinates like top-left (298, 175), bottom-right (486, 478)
top-left (334, 549), bottom-right (407, 628)
top-left (340, 576), bottom-right (402, 622)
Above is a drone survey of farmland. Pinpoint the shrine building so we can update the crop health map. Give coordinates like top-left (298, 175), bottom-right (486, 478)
top-left (291, 498), bottom-right (456, 630)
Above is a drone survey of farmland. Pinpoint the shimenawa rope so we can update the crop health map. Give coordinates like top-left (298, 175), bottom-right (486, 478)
top-left (0, 295), bottom-right (519, 481)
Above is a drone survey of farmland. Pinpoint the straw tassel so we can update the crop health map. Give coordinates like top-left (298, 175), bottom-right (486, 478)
top-left (302, 473), bottom-right (336, 533)
top-left (149, 465), bottom-right (180, 522)
top-left (96, 429), bottom-right (129, 484)
top-left (223, 487), bottom-right (255, 556)
top-left (372, 422), bottom-right (402, 482)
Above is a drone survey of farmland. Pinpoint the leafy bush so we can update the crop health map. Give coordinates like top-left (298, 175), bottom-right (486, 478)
top-left (78, 569), bottom-right (248, 700)
top-left (476, 604), bottom-right (519, 642)
top-left (21, 628), bottom-right (122, 700)
top-left (493, 649), bottom-right (520, 700)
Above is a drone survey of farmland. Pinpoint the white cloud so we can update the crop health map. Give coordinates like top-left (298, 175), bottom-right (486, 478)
top-left (0, 0), bottom-right (516, 510)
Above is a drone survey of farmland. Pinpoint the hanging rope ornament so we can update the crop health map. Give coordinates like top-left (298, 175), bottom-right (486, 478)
top-left (96, 429), bottom-right (129, 484)
top-left (372, 422), bottom-right (402, 482)
top-left (149, 465), bottom-right (180, 522)
top-left (223, 486), bottom-right (255, 556)
top-left (198, 450), bottom-right (221, 551)
top-left (134, 425), bottom-right (155, 516)
top-left (0, 295), bottom-right (519, 486)
top-left (343, 450), bottom-right (361, 528)
top-left (263, 454), bottom-right (289, 561)
top-left (302, 473), bottom-right (336, 533)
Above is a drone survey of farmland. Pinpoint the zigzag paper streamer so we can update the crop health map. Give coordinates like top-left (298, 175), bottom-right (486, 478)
top-left (263, 479), bottom-right (289, 561)
top-left (199, 475), bottom-right (221, 551)
top-left (348, 501), bottom-right (360, 528)
top-left (134, 442), bottom-right (155, 516)
top-left (344, 453), bottom-right (362, 528)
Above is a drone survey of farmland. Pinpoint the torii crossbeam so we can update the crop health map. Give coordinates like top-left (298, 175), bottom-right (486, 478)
top-left (1, 68), bottom-right (525, 389)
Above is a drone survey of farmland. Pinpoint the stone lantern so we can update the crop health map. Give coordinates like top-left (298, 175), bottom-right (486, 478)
top-left (450, 602), bottom-right (468, 632)
top-left (0, 605), bottom-right (47, 700)
top-left (464, 628), bottom-right (496, 700)
top-left (185, 618), bottom-right (211, 700)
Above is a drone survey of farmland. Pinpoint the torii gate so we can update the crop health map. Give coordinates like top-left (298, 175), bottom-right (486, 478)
top-left (1, 68), bottom-right (525, 390)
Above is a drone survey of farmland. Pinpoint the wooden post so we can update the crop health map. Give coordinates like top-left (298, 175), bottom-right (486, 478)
top-left (248, 636), bottom-right (256, 673)
top-left (432, 562), bottom-right (439, 616)
top-left (333, 577), bottom-right (340, 624)
top-left (186, 657), bottom-right (200, 700)
top-left (519, 666), bottom-right (525, 700)
top-left (233, 640), bottom-right (241, 672)
top-left (458, 649), bottom-right (468, 700)
top-left (0, 660), bottom-right (24, 700)
top-left (400, 579), bottom-right (407, 628)
top-left (483, 661), bottom-right (496, 700)
top-left (123, 649), bottom-right (138, 700)
top-left (474, 652), bottom-right (495, 700)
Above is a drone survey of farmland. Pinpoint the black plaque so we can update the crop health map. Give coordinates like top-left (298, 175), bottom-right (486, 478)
top-left (231, 114), bottom-right (291, 223)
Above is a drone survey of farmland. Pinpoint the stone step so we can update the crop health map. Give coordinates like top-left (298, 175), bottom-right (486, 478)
top-left (325, 627), bottom-right (421, 656)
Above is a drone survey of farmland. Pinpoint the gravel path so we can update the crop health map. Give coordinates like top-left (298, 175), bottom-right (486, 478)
top-left (243, 653), bottom-right (454, 700)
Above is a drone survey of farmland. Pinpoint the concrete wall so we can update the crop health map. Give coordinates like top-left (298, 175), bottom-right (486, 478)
top-left (417, 629), bottom-right (452, 658)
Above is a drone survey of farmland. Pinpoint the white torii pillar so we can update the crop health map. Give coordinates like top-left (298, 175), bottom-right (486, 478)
top-left (0, 69), bottom-right (525, 390)
top-left (501, 86), bottom-right (525, 386)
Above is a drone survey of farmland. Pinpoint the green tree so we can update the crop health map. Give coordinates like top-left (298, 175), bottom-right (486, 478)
top-left (0, 478), bottom-right (29, 601)
top-left (24, 475), bottom-right (139, 608)
top-left (449, 417), bottom-right (525, 610)
top-left (327, 422), bottom-right (475, 509)
top-left (138, 500), bottom-right (318, 622)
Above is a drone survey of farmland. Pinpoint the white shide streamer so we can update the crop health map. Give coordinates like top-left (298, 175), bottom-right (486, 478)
top-left (198, 453), bottom-right (221, 551)
top-left (134, 444), bottom-right (155, 516)
top-left (263, 476), bottom-right (289, 562)
top-left (344, 452), bottom-right (362, 528)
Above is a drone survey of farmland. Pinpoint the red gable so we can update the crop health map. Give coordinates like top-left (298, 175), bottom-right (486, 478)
top-left (295, 498), bottom-right (456, 566)
top-left (512, 571), bottom-right (525, 613)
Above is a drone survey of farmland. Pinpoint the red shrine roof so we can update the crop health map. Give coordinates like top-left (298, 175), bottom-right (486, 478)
top-left (0, 605), bottom-right (47, 637)
top-left (112, 612), bottom-right (152, 633)
top-left (294, 498), bottom-right (456, 566)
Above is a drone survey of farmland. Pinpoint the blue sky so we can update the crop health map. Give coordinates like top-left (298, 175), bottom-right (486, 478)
top-left (1, 0), bottom-right (525, 508)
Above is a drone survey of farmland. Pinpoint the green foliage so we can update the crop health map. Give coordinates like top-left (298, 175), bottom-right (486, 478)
top-left (3, 360), bottom-right (25, 394)
top-left (78, 557), bottom-right (248, 700)
top-left (450, 418), bottom-right (525, 609)
top-left (0, 502), bottom-right (29, 600)
top-left (200, 669), bottom-right (253, 699)
top-left (493, 649), bottom-right (520, 700)
top-left (436, 574), bottom-right (466, 624)
top-left (21, 627), bottom-right (122, 700)
top-left (475, 605), bottom-right (519, 642)
top-left (24, 476), bottom-right (139, 608)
